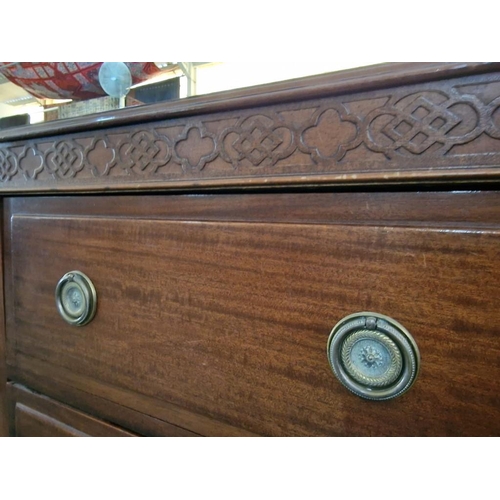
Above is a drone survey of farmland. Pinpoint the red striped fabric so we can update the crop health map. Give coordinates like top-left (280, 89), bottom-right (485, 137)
top-left (0, 62), bottom-right (161, 100)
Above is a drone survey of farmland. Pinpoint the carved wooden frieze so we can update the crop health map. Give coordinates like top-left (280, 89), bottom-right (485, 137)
top-left (1, 69), bottom-right (500, 191)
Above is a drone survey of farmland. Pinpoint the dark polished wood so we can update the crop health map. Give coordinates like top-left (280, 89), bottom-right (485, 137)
top-left (7, 190), bottom-right (500, 227)
top-left (8, 355), bottom-right (255, 437)
top-left (7, 383), bottom-right (137, 437)
top-left (5, 195), bottom-right (500, 436)
top-left (2, 63), bottom-right (500, 193)
top-left (0, 63), bottom-right (499, 437)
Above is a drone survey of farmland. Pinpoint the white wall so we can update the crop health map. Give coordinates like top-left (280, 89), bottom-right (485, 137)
top-left (0, 62), bottom-right (381, 123)
top-left (194, 62), bottom-right (379, 96)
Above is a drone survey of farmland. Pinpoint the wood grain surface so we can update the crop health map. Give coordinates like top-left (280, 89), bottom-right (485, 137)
top-left (2, 63), bottom-right (499, 438)
top-left (7, 190), bottom-right (500, 227)
top-left (5, 193), bottom-right (500, 436)
top-left (8, 383), bottom-right (137, 437)
top-left (7, 355), bottom-right (255, 437)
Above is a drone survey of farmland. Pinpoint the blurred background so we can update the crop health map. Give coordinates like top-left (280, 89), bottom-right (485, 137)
top-left (0, 61), bottom-right (378, 129)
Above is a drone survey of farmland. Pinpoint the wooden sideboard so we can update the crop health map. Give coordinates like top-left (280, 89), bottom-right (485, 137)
top-left (0, 62), bottom-right (499, 436)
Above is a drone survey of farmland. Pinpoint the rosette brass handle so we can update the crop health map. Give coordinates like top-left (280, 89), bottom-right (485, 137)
top-left (327, 312), bottom-right (420, 400)
top-left (55, 271), bottom-right (97, 326)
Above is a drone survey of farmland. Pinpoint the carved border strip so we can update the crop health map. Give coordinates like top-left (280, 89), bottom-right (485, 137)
top-left (1, 72), bottom-right (500, 189)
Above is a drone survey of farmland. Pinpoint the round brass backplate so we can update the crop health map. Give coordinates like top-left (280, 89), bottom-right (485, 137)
top-left (327, 312), bottom-right (420, 401)
top-left (55, 271), bottom-right (97, 326)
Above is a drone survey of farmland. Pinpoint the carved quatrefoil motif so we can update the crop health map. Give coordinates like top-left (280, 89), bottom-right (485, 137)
top-left (18, 146), bottom-right (44, 180)
top-left (299, 106), bottom-right (361, 163)
top-left (85, 137), bottom-right (117, 177)
top-left (173, 124), bottom-right (217, 171)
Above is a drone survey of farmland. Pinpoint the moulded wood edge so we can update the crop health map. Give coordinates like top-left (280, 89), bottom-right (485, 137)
top-left (7, 356), bottom-right (259, 437)
top-left (1, 62), bottom-right (497, 142)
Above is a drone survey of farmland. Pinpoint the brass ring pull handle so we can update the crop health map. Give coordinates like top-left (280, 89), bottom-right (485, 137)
top-left (327, 312), bottom-right (420, 400)
top-left (55, 271), bottom-right (97, 326)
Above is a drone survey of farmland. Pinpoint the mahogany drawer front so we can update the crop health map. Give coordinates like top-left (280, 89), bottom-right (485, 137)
top-left (5, 194), bottom-right (500, 436)
top-left (7, 383), bottom-right (137, 437)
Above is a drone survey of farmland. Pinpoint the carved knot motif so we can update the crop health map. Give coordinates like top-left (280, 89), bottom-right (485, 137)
top-left (485, 96), bottom-right (500, 139)
top-left (365, 91), bottom-right (484, 157)
top-left (0, 148), bottom-right (18, 181)
top-left (1, 80), bottom-right (500, 186)
top-left (45, 141), bottom-right (84, 179)
top-left (119, 130), bottom-right (171, 175)
top-left (232, 119), bottom-right (284, 166)
top-left (381, 95), bottom-right (461, 154)
top-left (220, 114), bottom-right (294, 169)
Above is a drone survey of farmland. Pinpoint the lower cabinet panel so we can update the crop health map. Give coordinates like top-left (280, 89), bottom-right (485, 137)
top-left (7, 383), bottom-right (137, 437)
top-left (4, 193), bottom-right (500, 436)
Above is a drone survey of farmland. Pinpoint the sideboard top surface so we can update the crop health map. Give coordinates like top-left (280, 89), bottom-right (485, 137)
top-left (1, 62), bottom-right (500, 194)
